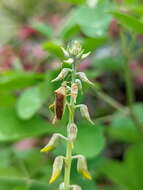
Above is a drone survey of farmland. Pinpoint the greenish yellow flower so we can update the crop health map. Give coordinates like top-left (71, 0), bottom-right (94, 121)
top-left (77, 155), bottom-right (92, 180)
top-left (40, 133), bottom-right (59, 153)
top-left (49, 156), bottom-right (64, 184)
top-left (79, 104), bottom-right (94, 125)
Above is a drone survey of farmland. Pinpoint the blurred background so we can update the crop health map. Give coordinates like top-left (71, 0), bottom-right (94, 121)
top-left (0, 0), bottom-right (143, 189)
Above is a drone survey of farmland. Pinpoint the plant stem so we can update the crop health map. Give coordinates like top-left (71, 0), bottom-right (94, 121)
top-left (124, 56), bottom-right (143, 135)
top-left (64, 62), bottom-right (76, 190)
top-left (93, 89), bottom-right (125, 113)
top-left (120, 31), bottom-right (143, 135)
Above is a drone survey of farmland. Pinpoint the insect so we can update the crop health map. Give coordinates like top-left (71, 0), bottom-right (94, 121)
top-left (49, 82), bottom-right (67, 124)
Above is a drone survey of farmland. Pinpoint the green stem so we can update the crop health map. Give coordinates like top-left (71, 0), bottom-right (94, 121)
top-left (64, 62), bottom-right (76, 190)
top-left (120, 31), bottom-right (143, 135)
top-left (124, 56), bottom-right (143, 135)
top-left (93, 89), bottom-right (125, 113)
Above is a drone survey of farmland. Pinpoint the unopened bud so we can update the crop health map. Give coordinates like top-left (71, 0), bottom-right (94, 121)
top-left (61, 47), bottom-right (69, 57)
top-left (68, 123), bottom-right (78, 142)
top-left (59, 182), bottom-right (65, 190)
top-left (71, 83), bottom-right (78, 103)
top-left (77, 72), bottom-right (94, 86)
top-left (40, 133), bottom-right (59, 153)
top-left (49, 156), bottom-right (64, 184)
top-left (79, 104), bottom-right (94, 125)
top-left (64, 58), bottom-right (74, 64)
top-left (71, 185), bottom-right (82, 190)
top-left (75, 79), bottom-right (82, 92)
top-left (55, 83), bottom-right (67, 120)
top-left (77, 155), bottom-right (92, 180)
top-left (76, 49), bottom-right (84, 59)
top-left (67, 41), bottom-right (82, 57)
top-left (81, 52), bottom-right (91, 59)
top-left (51, 68), bottom-right (71, 82)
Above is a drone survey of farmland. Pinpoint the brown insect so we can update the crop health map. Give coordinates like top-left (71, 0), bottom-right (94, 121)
top-left (50, 82), bottom-right (67, 124)
top-left (55, 85), bottom-right (66, 120)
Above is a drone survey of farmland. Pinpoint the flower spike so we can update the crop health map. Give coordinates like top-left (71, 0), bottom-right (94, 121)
top-left (42, 41), bottom-right (94, 189)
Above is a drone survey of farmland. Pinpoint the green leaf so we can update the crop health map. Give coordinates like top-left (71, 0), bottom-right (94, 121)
top-left (0, 107), bottom-right (53, 141)
top-left (109, 104), bottom-right (143, 143)
top-left (110, 11), bottom-right (143, 34)
top-left (42, 42), bottom-right (65, 59)
top-left (124, 0), bottom-right (139, 4)
top-left (16, 82), bottom-right (49, 120)
top-left (13, 185), bottom-right (28, 190)
top-left (102, 144), bottom-right (143, 190)
top-left (131, 5), bottom-right (143, 15)
top-left (74, 121), bottom-right (105, 158)
top-left (82, 37), bottom-right (107, 52)
top-left (62, 0), bottom-right (85, 4)
top-left (0, 71), bottom-right (44, 91)
top-left (32, 22), bottom-right (53, 37)
top-left (61, 24), bottom-right (80, 40)
top-left (0, 92), bottom-right (16, 106)
top-left (61, 0), bottom-right (112, 38)
top-left (92, 55), bottom-right (125, 71)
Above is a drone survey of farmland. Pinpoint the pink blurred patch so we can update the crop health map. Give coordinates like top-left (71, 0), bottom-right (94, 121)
top-left (0, 45), bottom-right (15, 71)
top-left (48, 15), bottom-right (62, 29)
top-left (17, 25), bottom-right (38, 40)
top-left (32, 45), bottom-right (45, 58)
top-left (109, 18), bottom-right (120, 39)
top-left (13, 138), bottom-right (38, 151)
top-left (78, 59), bottom-right (91, 71)
top-left (130, 60), bottom-right (143, 85)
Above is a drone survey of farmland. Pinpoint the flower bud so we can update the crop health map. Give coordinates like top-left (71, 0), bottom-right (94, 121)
top-left (68, 123), bottom-right (78, 142)
top-left (77, 155), bottom-right (92, 180)
top-left (40, 133), bottom-right (59, 153)
top-left (79, 104), bottom-right (94, 125)
top-left (71, 83), bottom-right (78, 103)
top-left (77, 72), bottom-right (94, 86)
top-left (81, 52), bottom-right (91, 59)
top-left (59, 182), bottom-right (64, 190)
top-left (49, 156), bottom-right (64, 184)
top-left (61, 47), bottom-right (69, 57)
top-left (76, 49), bottom-right (84, 59)
top-left (67, 41), bottom-right (82, 57)
top-left (64, 58), bottom-right (74, 64)
top-left (51, 68), bottom-right (71, 82)
top-left (75, 79), bottom-right (82, 92)
top-left (55, 82), bottom-right (67, 120)
top-left (71, 185), bottom-right (82, 190)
